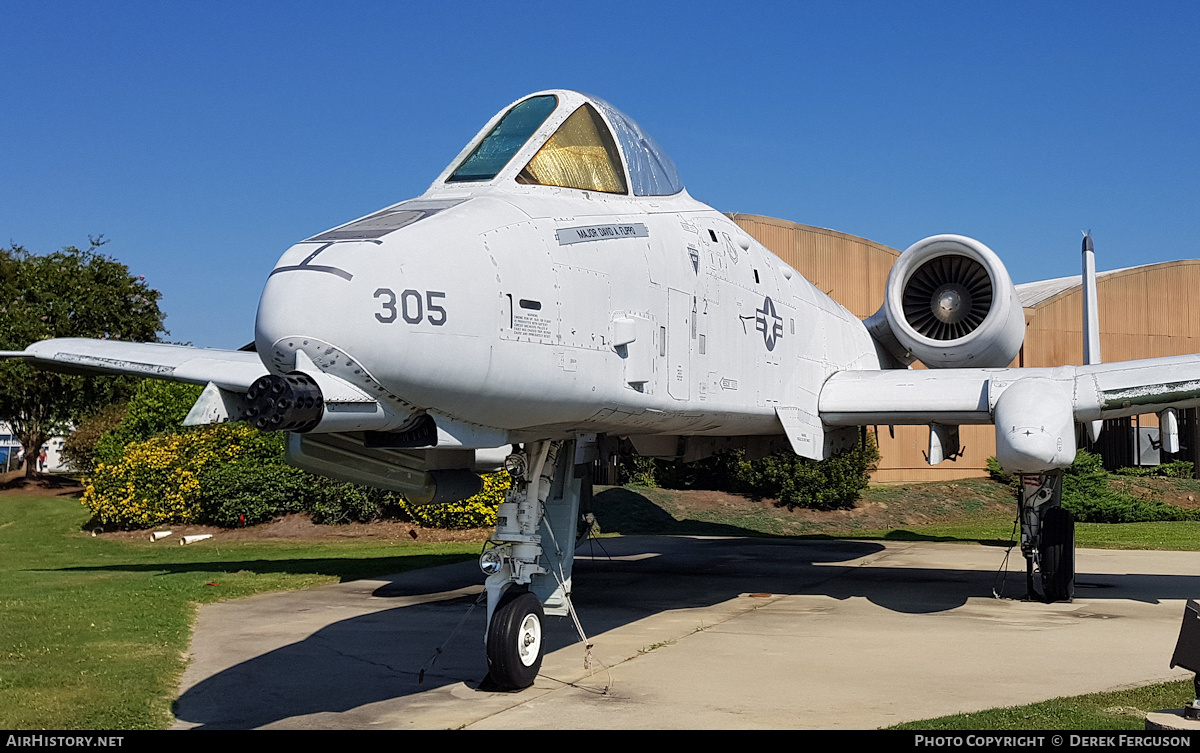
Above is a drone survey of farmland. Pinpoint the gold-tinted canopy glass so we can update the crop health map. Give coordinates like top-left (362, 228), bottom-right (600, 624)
top-left (517, 104), bottom-right (627, 194)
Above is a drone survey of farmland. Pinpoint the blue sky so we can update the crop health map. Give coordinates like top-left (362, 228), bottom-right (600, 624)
top-left (3, 1), bottom-right (1198, 348)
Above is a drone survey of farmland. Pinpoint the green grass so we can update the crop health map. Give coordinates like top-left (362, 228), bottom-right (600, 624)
top-left (595, 479), bottom-right (1021, 541)
top-left (1075, 521), bottom-right (1200, 550)
top-left (890, 680), bottom-right (1194, 730)
top-left (0, 493), bottom-right (478, 730)
top-left (595, 485), bottom-right (1200, 550)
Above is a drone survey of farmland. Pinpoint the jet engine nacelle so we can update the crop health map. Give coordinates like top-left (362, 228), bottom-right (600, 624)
top-left (867, 235), bottom-right (1024, 369)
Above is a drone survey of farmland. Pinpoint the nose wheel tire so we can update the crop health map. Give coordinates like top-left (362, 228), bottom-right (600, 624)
top-left (1039, 506), bottom-right (1075, 603)
top-left (486, 591), bottom-right (545, 690)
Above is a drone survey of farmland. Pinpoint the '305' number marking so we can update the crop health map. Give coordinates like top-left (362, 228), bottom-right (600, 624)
top-left (374, 289), bottom-right (446, 325)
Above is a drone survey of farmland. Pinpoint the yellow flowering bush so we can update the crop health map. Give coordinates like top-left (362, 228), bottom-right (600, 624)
top-left (397, 471), bottom-right (510, 529)
top-left (83, 423), bottom-right (284, 528)
top-left (84, 415), bottom-right (512, 530)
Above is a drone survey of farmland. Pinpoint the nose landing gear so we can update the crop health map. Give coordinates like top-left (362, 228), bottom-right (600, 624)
top-left (480, 438), bottom-right (592, 690)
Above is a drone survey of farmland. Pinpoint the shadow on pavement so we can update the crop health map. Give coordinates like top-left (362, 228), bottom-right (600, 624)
top-left (170, 533), bottom-right (1200, 729)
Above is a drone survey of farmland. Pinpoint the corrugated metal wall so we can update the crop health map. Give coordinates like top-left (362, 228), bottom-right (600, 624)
top-left (1024, 261), bottom-right (1200, 367)
top-left (730, 215), bottom-right (1200, 483)
top-left (728, 214), bottom-right (896, 318)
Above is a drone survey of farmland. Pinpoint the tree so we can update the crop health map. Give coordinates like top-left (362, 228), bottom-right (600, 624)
top-left (0, 239), bottom-right (166, 477)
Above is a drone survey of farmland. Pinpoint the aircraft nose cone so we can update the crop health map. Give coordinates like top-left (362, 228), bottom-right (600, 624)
top-left (254, 262), bottom-right (405, 409)
top-left (254, 256), bottom-right (362, 374)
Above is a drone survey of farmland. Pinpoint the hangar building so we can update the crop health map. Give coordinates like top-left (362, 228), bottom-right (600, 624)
top-left (730, 214), bottom-right (1200, 482)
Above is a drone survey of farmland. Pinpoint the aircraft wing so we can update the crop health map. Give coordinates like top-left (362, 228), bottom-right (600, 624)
top-left (0, 338), bottom-right (268, 393)
top-left (818, 353), bottom-right (1200, 427)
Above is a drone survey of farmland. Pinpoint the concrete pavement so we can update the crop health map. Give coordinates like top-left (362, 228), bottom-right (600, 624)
top-left (171, 536), bottom-right (1200, 729)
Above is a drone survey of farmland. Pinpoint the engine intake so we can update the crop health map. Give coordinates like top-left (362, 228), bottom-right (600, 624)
top-left (901, 253), bottom-right (993, 341)
top-left (869, 235), bottom-right (1024, 369)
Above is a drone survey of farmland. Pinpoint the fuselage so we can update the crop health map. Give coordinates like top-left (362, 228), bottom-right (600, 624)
top-left (255, 188), bottom-right (882, 442)
top-left (254, 91), bottom-right (883, 445)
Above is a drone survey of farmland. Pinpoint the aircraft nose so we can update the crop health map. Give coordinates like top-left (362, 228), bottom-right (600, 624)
top-left (254, 248), bottom-right (365, 375)
top-left (254, 224), bottom-right (497, 416)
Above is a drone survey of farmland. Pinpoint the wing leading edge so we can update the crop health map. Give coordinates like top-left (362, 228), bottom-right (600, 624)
top-left (0, 338), bottom-right (269, 392)
top-left (819, 354), bottom-right (1200, 427)
top-left (818, 354), bottom-right (1200, 473)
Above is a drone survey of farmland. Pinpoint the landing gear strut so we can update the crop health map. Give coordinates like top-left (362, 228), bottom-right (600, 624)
top-left (1018, 471), bottom-right (1075, 603)
top-left (480, 437), bottom-right (593, 690)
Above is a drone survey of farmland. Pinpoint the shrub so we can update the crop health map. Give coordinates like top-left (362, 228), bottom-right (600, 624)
top-left (81, 392), bottom-right (515, 531)
top-left (83, 418), bottom-right (419, 528)
top-left (1115, 461), bottom-right (1195, 479)
top-left (93, 380), bottom-right (204, 466)
top-left (985, 456), bottom-right (1014, 485)
top-left (198, 463), bottom-right (311, 527)
top-left (1062, 450), bottom-right (1198, 523)
top-left (396, 472), bottom-right (510, 529)
top-left (632, 436), bottom-right (881, 511)
top-left (61, 402), bottom-right (127, 471)
top-left (305, 478), bottom-right (404, 525)
top-left (733, 437), bottom-right (880, 511)
top-left (83, 423), bottom-right (286, 528)
top-left (619, 457), bottom-right (660, 487)
top-left (1064, 491), bottom-right (1197, 523)
top-left (980, 451), bottom-right (1197, 523)
top-left (655, 451), bottom-right (741, 490)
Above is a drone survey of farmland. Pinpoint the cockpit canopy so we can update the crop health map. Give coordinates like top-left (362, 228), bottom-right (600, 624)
top-left (442, 90), bottom-right (683, 197)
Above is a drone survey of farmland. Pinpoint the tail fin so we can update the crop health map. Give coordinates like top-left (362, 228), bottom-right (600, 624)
top-left (1082, 230), bottom-right (1103, 442)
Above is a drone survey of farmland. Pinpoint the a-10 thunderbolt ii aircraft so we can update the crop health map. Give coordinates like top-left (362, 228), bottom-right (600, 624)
top-left (8, 89), bottom-right (1200, 689)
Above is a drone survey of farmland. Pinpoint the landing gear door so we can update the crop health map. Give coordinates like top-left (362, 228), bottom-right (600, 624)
top-left (667, 288), bottom-right (691, 400)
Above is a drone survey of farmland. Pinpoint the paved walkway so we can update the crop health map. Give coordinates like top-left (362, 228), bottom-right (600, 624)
top-left (172, 536), bottom-right (1200, 729)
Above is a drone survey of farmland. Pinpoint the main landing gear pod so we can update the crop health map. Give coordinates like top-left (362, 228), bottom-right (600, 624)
top-left (994, 378), bottom-right (1077, 603)
top-left (480, 438), bottom-right (593, 690)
